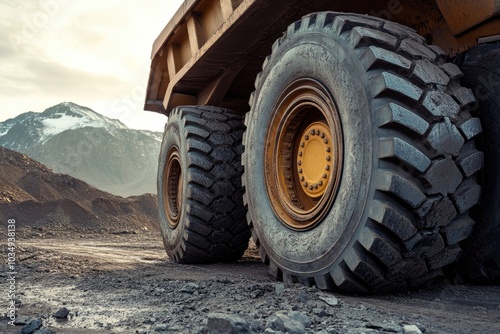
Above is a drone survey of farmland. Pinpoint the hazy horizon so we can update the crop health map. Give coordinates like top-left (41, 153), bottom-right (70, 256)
top-left (0, 0), bottom-right (184, 132)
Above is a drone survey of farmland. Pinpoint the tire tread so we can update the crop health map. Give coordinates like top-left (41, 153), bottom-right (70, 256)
top-left (243, 12), bottom-right (483, 293)
top-left (160, 106), bottom-right (250, 263)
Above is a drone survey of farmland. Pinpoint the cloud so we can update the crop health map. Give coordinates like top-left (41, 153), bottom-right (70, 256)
top-left (0, 0), bottom-right (183, 131)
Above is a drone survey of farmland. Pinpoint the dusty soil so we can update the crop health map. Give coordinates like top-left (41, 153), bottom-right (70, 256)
top-left (1, 232), bottom-right (499, 334)
top-left (0, 146), bottom-right (160, 237)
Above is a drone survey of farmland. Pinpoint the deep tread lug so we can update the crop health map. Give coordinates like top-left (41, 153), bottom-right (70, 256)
top-left (426, 246), bottom-right (462, 271)
top-left (441, 216), bottom-right (475, 245)
top-left (377, 103), bottom-right (429, 136)
top-left (422, 157), bottom-right (463, 195)
top-left (369, 200), bottom-right (417, 240)
top-left (347, 26), bottom-right (398, 49)
top-left (371, 72), bottom-right (423, 102)
top-left (412, 60), bottom-right (450, 86)
top-left (379, 137), bottom-right (431, 173)
top-left (425, 118), bottom-right (465, 157)
top-left (457, 150), bottom-right (484, 178)
top-left (361, 46), bottom-right (412, 71)
top-left (359, 228), bottom-right (402, 267)
top-left (458, 117), bottom-right (482, 140)
top-left (415, 196), bottom-right (457, 229)
top-left (376, 171), bottom-right (426, 208)
top-left (399, 38), bottom-right (437, 61)
top-left (422, 91), bottom-right (461, 118)
top-left (331, 266), bottom-right (369, 294)
top-left (452, 178), bottom-right (482, 213)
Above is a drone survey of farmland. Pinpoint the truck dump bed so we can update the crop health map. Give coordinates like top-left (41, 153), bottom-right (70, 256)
top-left (144, 0), bottom-right (500, 116)
top-left (144, 0), bottom-right (357, 115)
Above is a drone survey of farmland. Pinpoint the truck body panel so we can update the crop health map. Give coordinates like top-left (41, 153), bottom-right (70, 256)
top-left (145, 0), bottom-right (500, 116)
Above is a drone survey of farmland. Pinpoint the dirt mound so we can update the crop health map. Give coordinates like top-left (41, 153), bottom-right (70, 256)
top-left (0, 146), bottom-right (159, 236)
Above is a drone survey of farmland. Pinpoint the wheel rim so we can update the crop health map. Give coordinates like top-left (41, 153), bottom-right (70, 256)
top-left (265, 79), bottom-right (343, 230)
top-left (163, 146), bottom-right (182, 228)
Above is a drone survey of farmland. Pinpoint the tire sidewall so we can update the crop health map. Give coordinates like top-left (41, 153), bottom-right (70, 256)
top-left (157, 112), bottom-right (187, 256)
top-left (246, 32), bottom-right (375, 274)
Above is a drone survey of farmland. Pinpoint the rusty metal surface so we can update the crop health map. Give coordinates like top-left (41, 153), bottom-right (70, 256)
top-left (436, 0), bottom-right (500, 35)
top-left (144, 0), bottom-right (500, 116)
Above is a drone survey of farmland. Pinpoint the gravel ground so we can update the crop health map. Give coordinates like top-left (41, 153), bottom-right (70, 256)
top-left (1, 233), bottom-right (499, 334)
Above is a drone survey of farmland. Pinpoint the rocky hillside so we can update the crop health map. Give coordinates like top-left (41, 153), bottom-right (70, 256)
top-left (0, 102), bottom-right (163, 197)
top-left (0, 147), bottom-right (159, 236)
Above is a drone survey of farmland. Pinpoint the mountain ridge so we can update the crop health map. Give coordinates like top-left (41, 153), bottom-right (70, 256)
top-left (0, 102), bottom-right (163, 197)
top-left (0, 146), bottom-right (159, 235)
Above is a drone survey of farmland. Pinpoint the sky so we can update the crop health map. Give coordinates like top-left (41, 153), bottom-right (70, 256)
top-left (0, 0), bottom-right (184, 132)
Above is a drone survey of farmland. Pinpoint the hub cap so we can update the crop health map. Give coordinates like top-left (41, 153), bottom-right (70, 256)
top-left (164, 146), bottom-right (182, 228)
top-left (265, 79), bottom-right (343, 230)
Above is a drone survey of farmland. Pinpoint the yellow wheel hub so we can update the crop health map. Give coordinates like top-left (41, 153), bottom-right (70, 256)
top-left (264, 79), bottom-right (343, 230)
top-left (297, 122), bottom-right (333, 198)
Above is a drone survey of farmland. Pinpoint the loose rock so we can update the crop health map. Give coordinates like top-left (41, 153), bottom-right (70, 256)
top-left (18, 318), bottom-right (43, 334)
top-left (250, 289), bottom-right (263, 299)
top-left (288, 311), bottom-right (311, 328)
top-left (366, 321), bottom-right (403, 333)
top-left (34, 327), bottom-right (56, 334)
top-left (179, 282), bottom-right (199, 294)
top-left (318, 294), bottom-right (339, 307)
top-left (207, 313), bottom-right (250, 334)
top-left (53, 307), bottom-right (70, 319)
top-left (154, 324), bottom-right (168, 332)
top-left (404, 324), bottom-right (423, 334)
top-left (274, 284), bottom-right (285, 295)
top-left (266, 312), bottom-right (306, 334)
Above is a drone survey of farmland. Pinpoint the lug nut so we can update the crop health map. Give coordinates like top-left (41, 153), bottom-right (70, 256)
top-left (305, 135), bottom-right (309, 140)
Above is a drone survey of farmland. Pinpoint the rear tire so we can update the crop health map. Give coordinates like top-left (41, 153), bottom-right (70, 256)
top-left (243, 12), bottom-right (483, 293)
top-left (451, 45), bottom-right (500, 283)
top-left (158, 106), bottom-right (250, 263)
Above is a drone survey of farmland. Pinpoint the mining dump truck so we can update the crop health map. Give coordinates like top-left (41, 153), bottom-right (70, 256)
top-left (145, 0), bottom-right (500, 292)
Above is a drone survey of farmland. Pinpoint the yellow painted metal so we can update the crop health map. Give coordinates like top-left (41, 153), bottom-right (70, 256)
top-left (145, 0), bottom-right (500, 115)
top-left (297, 122), bottom-right (333, 199)
top-left (265, 79), bottom-right (343, 230)
top-left (436, 0), bottom-right (500, 35)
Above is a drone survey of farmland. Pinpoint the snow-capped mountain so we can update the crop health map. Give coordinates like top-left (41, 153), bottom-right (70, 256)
top-left (0, 102), bottom-right (163, 197)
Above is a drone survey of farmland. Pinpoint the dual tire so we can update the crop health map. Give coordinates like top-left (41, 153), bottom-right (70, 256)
top-left (157, 106), bottom-right (250, 263)
top-left (450, 45), bottom-right (500, 284)
top-left (157, 13), bottom-right (495, 292)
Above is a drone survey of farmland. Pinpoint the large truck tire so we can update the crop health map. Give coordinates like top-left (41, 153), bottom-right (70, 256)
top-left (242, 12), bottom-right (483, 293)
top-left (158, 106), bottom-right (250, 263)
top-left (451, 45), bottom-right (500, 283)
